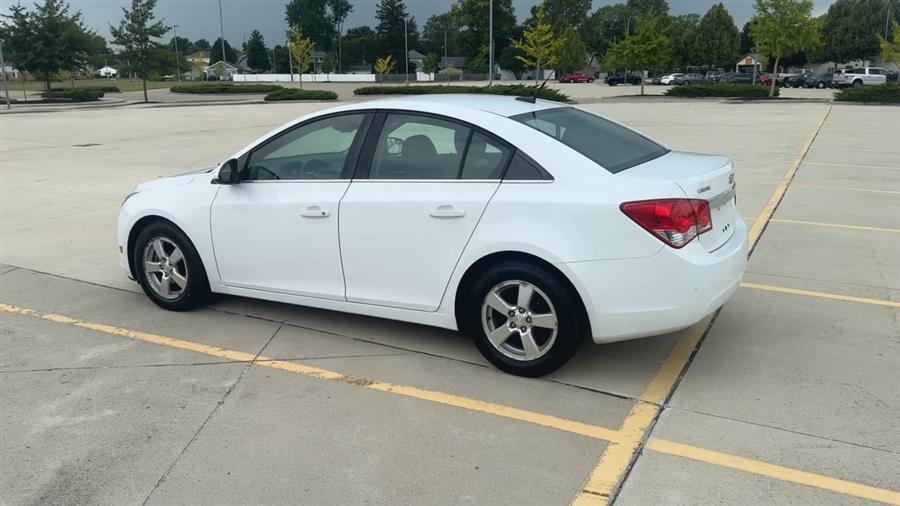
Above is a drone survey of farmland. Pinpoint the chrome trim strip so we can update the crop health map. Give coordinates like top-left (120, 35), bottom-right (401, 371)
top-left (708, 185), bottom-right (736, 208)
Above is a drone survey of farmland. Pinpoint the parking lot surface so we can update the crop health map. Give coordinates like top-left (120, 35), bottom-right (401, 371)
top-left (1, 95), bottom-right (898, 504)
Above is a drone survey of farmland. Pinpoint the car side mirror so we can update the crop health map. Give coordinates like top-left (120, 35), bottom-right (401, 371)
top-left (214, 159), bottom-right (240, 185)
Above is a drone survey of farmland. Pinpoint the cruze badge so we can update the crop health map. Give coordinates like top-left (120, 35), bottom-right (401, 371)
top-left (697, 185), bottom-right (711, 194)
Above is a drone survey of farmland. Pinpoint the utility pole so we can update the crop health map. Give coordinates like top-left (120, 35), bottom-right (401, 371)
top-left (288, 40), bottom-right (294, 82)
top-left (488, 0), bottom-right (494, 86)
top-left (887, 0), bottom-right (892, 39)
top-left (217, 0), bottom-right (226, 66)
top-left (0, 39), bottom-right (10, 110)
top-left (173, 25), bottom-right (182, 83)
top-left (404, 16), bottom-right (409, 84)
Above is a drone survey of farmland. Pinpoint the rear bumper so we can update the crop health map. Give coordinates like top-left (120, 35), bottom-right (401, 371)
top-left (564, 218), bottom-right (748, 344)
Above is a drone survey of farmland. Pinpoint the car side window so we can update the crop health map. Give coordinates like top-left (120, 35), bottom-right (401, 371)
top-left (369, 114), bottom-right (471, 180)
top-left (460, 132), bottom-right (512, 180)
top-left (504, 153), bottom-right (548, 180)
top-left (243, 114), bottom-right (364, 181)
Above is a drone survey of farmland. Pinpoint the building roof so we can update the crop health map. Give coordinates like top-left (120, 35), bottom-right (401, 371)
top-left (440, 56), bottom-right (466, 67)
top-left (408, 50), bottom-right (426, 59)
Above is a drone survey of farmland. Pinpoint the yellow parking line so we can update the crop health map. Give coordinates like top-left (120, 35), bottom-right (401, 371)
top-left (0, 303), bottom-right (622, 443)
top-left (572, 318), bottom-right (711, 504)
top-left (748, 106), bottom-right (833, 249)
top-left (646, 439), bottom-right (900, 505)
top-left (769, 218), bottom-right (900, 233)
top-left (792, 183), bottom-right (900, 195)
top-left (3, 302), bottom-right (899, 505)
top-left (740, 283), bottom-right (900, 308)
top-left (803, 161), bottom-right (900, 171)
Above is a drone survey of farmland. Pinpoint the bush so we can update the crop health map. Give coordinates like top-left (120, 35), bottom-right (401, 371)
top-left (264, 88), bottom-right (339, 101)
top-left (665, 83), bottom-right (778, 98)
top-left (353, 84), bottom-right (570, 102)
top-left (835, 83), bottom-right (900, 104)
top-left (45, 88), bottom-right (105, 102)
top-left (170, 83), bottom-right (283, 94)
top-left (50, 85), bottom-right (120, 93)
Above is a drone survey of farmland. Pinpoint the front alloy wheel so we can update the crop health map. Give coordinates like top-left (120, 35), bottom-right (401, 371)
top-left (133, 221), bottom-right (210, 311)
top-left (142, 237), bottom-right (188, 300)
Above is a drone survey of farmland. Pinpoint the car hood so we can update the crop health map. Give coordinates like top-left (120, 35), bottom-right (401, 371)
top-left (135, 166), bottom-right (214, 192)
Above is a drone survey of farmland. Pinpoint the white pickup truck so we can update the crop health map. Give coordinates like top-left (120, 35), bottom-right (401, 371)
top-left (834, 67), bottom-right (890, 87)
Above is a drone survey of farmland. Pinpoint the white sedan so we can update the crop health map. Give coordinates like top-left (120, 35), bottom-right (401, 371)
top-left (660, 73), bottom-right (684, 85)
top-left (118, 95), bottom-right (747, 377)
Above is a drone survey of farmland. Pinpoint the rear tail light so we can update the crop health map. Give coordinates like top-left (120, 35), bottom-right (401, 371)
top-left (620, 199), bottom-right (712, 248)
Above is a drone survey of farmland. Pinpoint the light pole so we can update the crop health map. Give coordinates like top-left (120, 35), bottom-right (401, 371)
top-left (287, 40), bottom-right (294, 82)
top-left (404, 16), bottom-right (409, 84)
top-left (173, 24), bottom-right (181, 83)
top-left (488, 0), bottom-right (493, 86)
top-left (217, 0), bottom-right (226, 67)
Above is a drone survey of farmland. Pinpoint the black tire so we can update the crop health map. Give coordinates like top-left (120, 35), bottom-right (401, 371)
top-left (460, 261), bottom-right (587, 377)
top-left (817, 81), bottom-right (825, 89)
top-left (133, 221), bottom-right (210, 311)
top-left (853, 79), bottom-right (863, 87)
top-left (683, 80), bottom-right (691, 86)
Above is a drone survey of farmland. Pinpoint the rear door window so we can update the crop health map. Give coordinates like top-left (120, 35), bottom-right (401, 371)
top-left (511, 107), bottom-right (668, 173)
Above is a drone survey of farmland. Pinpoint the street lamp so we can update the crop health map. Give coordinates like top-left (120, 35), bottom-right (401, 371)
top-left (0, 39), bottom-right (10, 110)
top-left (404, 16), bottom-right (409, 84)
top-left (217, 0), bottom-right (226, 67)
top-left (488, 0), bottom-right (493, 86)
top-left (172, 24), bottom-right (181, 83)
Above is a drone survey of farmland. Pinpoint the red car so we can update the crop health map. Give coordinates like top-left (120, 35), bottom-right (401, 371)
top-left (559, 72), bottom-right (595, 83)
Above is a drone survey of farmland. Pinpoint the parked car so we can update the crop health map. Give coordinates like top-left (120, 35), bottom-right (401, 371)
top-left (118, 95), bottom-right (747, 377)
top-left (559, 72), bottom-right (595, 83)
top-left (671, 73), bottom-right (706, 85)
top-left (778, 68), bottom-right (814, 85)
top-left (835, 67), bottom-right (890, 87)
top-left (605, 73), bottom-right (643, 86)
top-left (713, 72), bottom-right (756, 84)
top-left (659, 73), bottom-right (684, 85)
top-left (802, 72), bottom-right (835, 89)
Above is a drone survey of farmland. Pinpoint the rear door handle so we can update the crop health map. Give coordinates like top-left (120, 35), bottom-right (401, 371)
top-left (429, 205), bottom-right (466, 219)
top-left (301, 205), bottom-right (330, 218)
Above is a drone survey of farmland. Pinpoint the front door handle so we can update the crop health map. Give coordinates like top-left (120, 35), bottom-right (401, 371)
top-left (301, 205), bottom-right (330, 218)
top-left (429, 205), bottom-right (465, 218)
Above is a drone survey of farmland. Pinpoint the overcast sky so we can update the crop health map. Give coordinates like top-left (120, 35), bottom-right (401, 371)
top-left (54, 0), bottom-right (836, 48)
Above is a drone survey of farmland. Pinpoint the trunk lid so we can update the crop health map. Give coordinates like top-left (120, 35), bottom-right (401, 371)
top-left (618, 151), bottom-right (738, 251)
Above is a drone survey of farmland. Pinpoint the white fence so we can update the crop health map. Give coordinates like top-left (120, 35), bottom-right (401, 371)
top-left (233, 73), bottom-right (376, 83)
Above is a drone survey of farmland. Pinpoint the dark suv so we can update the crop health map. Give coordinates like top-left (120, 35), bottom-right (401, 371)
top-left (605, 73), bottom-right (642, 86)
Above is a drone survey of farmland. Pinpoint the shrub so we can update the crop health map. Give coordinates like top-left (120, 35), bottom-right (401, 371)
top-left (264, 88), bottom-right (339, 101)
top-left (50, 85), bottom-right (120, 93)
top-left (170, 83), bottom-right (283, 94)
top-left (835, 83), bottom-right (900, 103)
top-left (45, 88), bottom-right (105, 102)
top-left (665, 83), bottom-right (778, 98)
top-left (353, 84), bottom-right (570, 102)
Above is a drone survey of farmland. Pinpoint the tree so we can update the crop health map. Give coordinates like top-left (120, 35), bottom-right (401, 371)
top-left (86, 33), bottom-right (114, 68)
top-left (167, 35), bottom-right (189, 53)
top-left (879, 20), bottom-right (900, 80)
top-left (511, 6), bottom-right (564, 84)
top-left (668, 14), bottom-right (700, 68)
top-left (374, 54), bottom-right (396, 85)
top-left (192, 38), bottom-right (211, 51)
top-left (821, 0), bottom-right (900, 64)
top-left (341, 26), bottom-right (378, 68)
top-left (459, 0), bottom-right (517, 63)
top-left (245, 30), bottom-right (269, 71)
top-left (376, 0), bottom-right (418, 68)
top-left (533, 0), bottom-right (591, 33)
top-left (422, 9), bottom-right (462, 56)
top-left (694, 3), bottom-right (740, 69)
top-left (750, 0), bottom-right (820, 96)
top-left (289, 29), bottom-right (314, 87)
top-left (422, 52), bottom-right (440, 73)
top-left (322, 54), bottom-right (335, 73)
top-left (627, 0), bottom-right (669, 19)
top-left (209, 37), bottom-right (237, 64)
top-left (582, 4), bottom-right (632, 62)
top-left (192, 55), bottom-right (207, 80)
top-left (328, 0), bottom-right (353, 71)
top-left (110, 0), bottom-right (167, 103)
top-left (0, 0), bottom-right (94, 92)
top-left (739, 21), bottom-right (755, 54)
top-left (285, 0), bottom-right (334, 52)
top-left (272, 44), bottom-right (291, 73)
top-left (498, 44), bottom-right (527, 78)
top-left (605, 15), bottom-right (671, 95)
top-left (556, 25), bottom-right (587, 72)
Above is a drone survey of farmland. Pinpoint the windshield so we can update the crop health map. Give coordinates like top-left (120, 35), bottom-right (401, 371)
top-left (510, 107), bottom-right (669, 173)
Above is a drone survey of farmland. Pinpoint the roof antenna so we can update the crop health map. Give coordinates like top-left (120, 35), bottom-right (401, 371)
top-left (517, 70), bottom-right (552, 104)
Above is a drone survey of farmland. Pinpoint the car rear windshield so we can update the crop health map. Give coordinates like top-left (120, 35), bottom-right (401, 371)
top-left (510, 107), bottom-right (669, 173)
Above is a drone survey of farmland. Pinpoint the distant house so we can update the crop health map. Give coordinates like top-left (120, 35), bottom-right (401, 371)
top-left (1, 64), bottom-right (21, 80)
top-left (205, 60), bottom-right (239, 80)
top-left (235, 53), bottom-right (256, 73)
top-left (97, 66), bottom-right (117, 78)
top-left (439, 56), bottom-right (466, 73)
top-left (187, 51), bottom-right (211, 66)
top-left (408, 50), bottom-right (425, 71)
top-left (736, 54), bottom-right (762, 73)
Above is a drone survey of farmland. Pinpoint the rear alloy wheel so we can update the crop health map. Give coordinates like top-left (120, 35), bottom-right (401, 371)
top-left (463, 262), bottom-right (585, 377)
top-left (133, 222), bottom-right (210, 311)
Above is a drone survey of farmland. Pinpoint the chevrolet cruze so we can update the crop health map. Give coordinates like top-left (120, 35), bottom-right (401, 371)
top-left (118, 95), bottom-right (747, 377)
